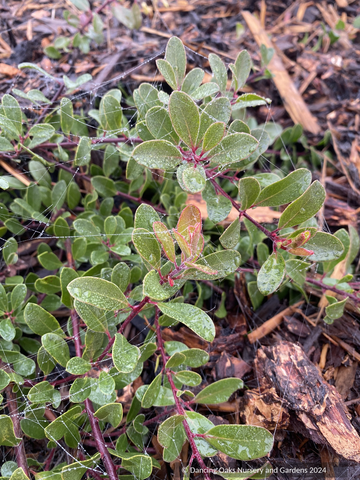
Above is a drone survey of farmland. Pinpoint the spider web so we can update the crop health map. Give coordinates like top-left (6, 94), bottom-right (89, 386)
top-left (0, 36), bottom-right (357, 480)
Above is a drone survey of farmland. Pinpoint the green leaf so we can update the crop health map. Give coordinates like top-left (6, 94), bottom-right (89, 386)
top-left (42, 333), bottom-right (70, 367)
top-left (132, 139), bottom-right (182, 170)
top-left (60, 98), bottom-right (73, 135)
top-left (230, 50), bottom-right (251, 91)
top-left (0, 370), bottom-right (10, 390)
top-left (202, 181), bottom-right (232, 223)
top-left (134, 203), bottom-right (160, 231)
top-left (185, 250), bottom-right (241, 280)
top-left (175, 370), bottom-right (202, 386)
top-left (113, 333), bottom-right (140, 373)
top-left (157, 302), bottom-right (215, 342)
top-left (44, 405), bottom-right (82, 441)
top-left (165, 36), bottom-right (186, 88)
top-left (153, 221), bottom-right (176, 263)
top-left (207, 133), bottom-right (259, 166)
top-left (74, 300), bottom-right (108, 333)
top-left (305, 232), bottom-right (344, 262)
top-left (205, 424), bottom-right (273, 460)
top-left (27, 381), bottom-right (61, 407)
top-left (73, 218), bottom-right (101, 240)
top-left (182, 68), bottom-right (204, 94)
top-left (0, 318), bottom-right (16, 342)
top-left (38, 346), bottom-right (56, 375)
top-left (9, 468), bottom-right (30, 480)
top-left (238, 177), bottom-right (261, 210)
top-left (165, 352), bottom-right (186, 368)
top-left (132, 228), bottom-right (161, 270)
top-left (255, 169), bottom-right (312, 207)
top-left (220, 218), bottom-right (240, 249)
top-left (111, 262), bottom-right (131, 292)
top-left (24, 303), bottom-right (63, 336)
top-left (66, 356), bottom-right (91, 375)
top-left (169, 91), bottom-right (199, 148)
top-left (103, 144), bottom-right (119, 177)
top-left (69, 377), bottom-right (91, 403)
top-left (197, 97), bottom-right (231, 143)
top-left (278, 181), bottom-right (326, 229)
top-left (324, 297), bottom-right (348, 323)
top-left (91, 176), bottom-right (117, 197)
top-left (209, 53), bottom-right (227, 93)
top-left (99, 91), bottom-right (122, 131)
top-left (0, 283), bottom-right (7, 312)
top-left (285, 259), bottom-right (309, 286)
top-left (186, 411), bottom-right (217, 457)
top-left (67, 277), bottom-right (129, 310)
top-left (61, 454), bottom-right (100, 480)
top-left (70, 0), bottom-right (90, 10)
top-left (60, 267), bottom-right (78, 308)
top-left (180, 164), bottom-right (206, 193)
top-left (2, 94), bottom-right (22, 135)
top-left (74, 136), bottom-right (91, 166)
top-left (94, 403), bottom-right (123, 428)
top-left (156, 60), bottom-right (177, 90)
top-left (202, 122), bottom-right (226, 152)
top-left (143, 270), bottom-right (182, 301)
top-left (191, 82), bottom-right (219, 100)
top-left (110, 451), bottom-right (153, 480)
top-left (0, 137), bottom-right (14, 152)
top-left (0, 415), bottom-right (21, 446)
top-left (347, 225), bottom-right (360, 270)
top-left (35, 276), bottom-right (60, 294)
top-left (29, 160), bottom-right (51, 188)
top-left (257, 253), bottom-right (286, 295)
top-left (145, 106), bottom-right (179, 144)
top-left (38, 251), bottom-right (63, 270)
top-left (323, 229), bottom-right (349, 272)
top-left (232, 93), bottom-right (269, 110)
top-left (247, 281), bottom-right (264, 310)
top-left (157, 415), bottom-right (186, 462)
top-left (142, 373), bottom-right (162, 408)
top-left (194, 378), bottom-right (243, 404)
top-left (27, 124), bottom-right (55, 148)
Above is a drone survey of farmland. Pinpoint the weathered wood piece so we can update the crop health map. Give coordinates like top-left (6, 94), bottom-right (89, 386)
top-left (242, 10), bottom-right (321, 134)
top-left (241, 341), bottom-right (360, 462)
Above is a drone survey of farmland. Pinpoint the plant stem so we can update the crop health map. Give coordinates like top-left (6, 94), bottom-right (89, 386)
top-left (207, 174), bottom-right (275, 240)
top-left (154, 308), bottom-right (212, 480)
top-left (305, 278), bottom-right (360, 304)
top-left (84, 398), bottom-right (119, 480)
top-left (80, 0), bottom-right (114, 32)
top-left (5, 385), bottom-right (30, 477)
top-left (38, 136), bottom-right (142, 150)
top-left (96, 297), bottom-right (150, 363)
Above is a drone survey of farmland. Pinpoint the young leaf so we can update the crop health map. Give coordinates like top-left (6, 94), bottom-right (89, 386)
top-left (66, 357), bottom-right (91, 375)
top-left (230, 50), bottom-right (251, 91)
top-left (257, 253), bottom-right (286, 295)
top-left (169, 91), bottom-right (199, 148)
top-left (285, 259), bottom-right (309, 286)
top-left (202, 122), bottom-right (226, 152)
top-left (238, 177), bottom-right (261, 210)
top-left (0, 319), bottom-right (15, 342)
top-left (74, 136), bottom-right (91, 166)
top-left (157, 415), bottom-right (186, 462)
top-left (157, 302), bottom-right (215, 342)
top-left (181, 164), bottom-right (206, 193)
top-left (202, 182), bottom-right (232, 223)
top-left (197, 97), bottom-right (231, 143)
top-left (132, 139), bottom-right (182, 170)
top-left (255, 169), bottom-right (312, 207)
top-left (194, 378), bottom-right (243, 404)
top-left (67, 277), bottom-right (129, 310)
top-left (165, 36), bottom-right (186, 87)
top-left (204, 424), bottom-right (274, 460)
top-left (156, 60), bottom-right (177, 90)
top-left (324, 297), bottom-right (348, 324)
top-left (2, 95), bottom-right (22, 135)
top-left (209, 53), bottom-right (227, 94)
top-left (60, 97), bottom-right (73, 135)
top-left (278, 181), bottom-right (326, 229)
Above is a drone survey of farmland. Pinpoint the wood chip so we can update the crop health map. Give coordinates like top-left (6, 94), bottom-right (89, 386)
top-left (0, 63), bottom-right (20, 77)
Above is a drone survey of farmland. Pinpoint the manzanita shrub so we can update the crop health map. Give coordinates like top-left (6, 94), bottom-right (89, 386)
top-left (0, 36), bottom-right (358, 480)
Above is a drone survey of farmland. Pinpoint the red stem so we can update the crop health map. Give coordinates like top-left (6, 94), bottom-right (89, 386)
top-left (96, 297), bottom-right (150, 363)
top-left (80, 0), bottom-right (114, 32)
top-left (305, 278), bottom-right (360, 304)
top-left (154, 308), bottom-right (212, 480)
top-left (5, 385), bottom-right (30, 477)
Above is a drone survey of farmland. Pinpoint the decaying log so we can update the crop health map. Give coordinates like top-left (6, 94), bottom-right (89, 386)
top-left (241, 341), bottom-right (360, 462)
